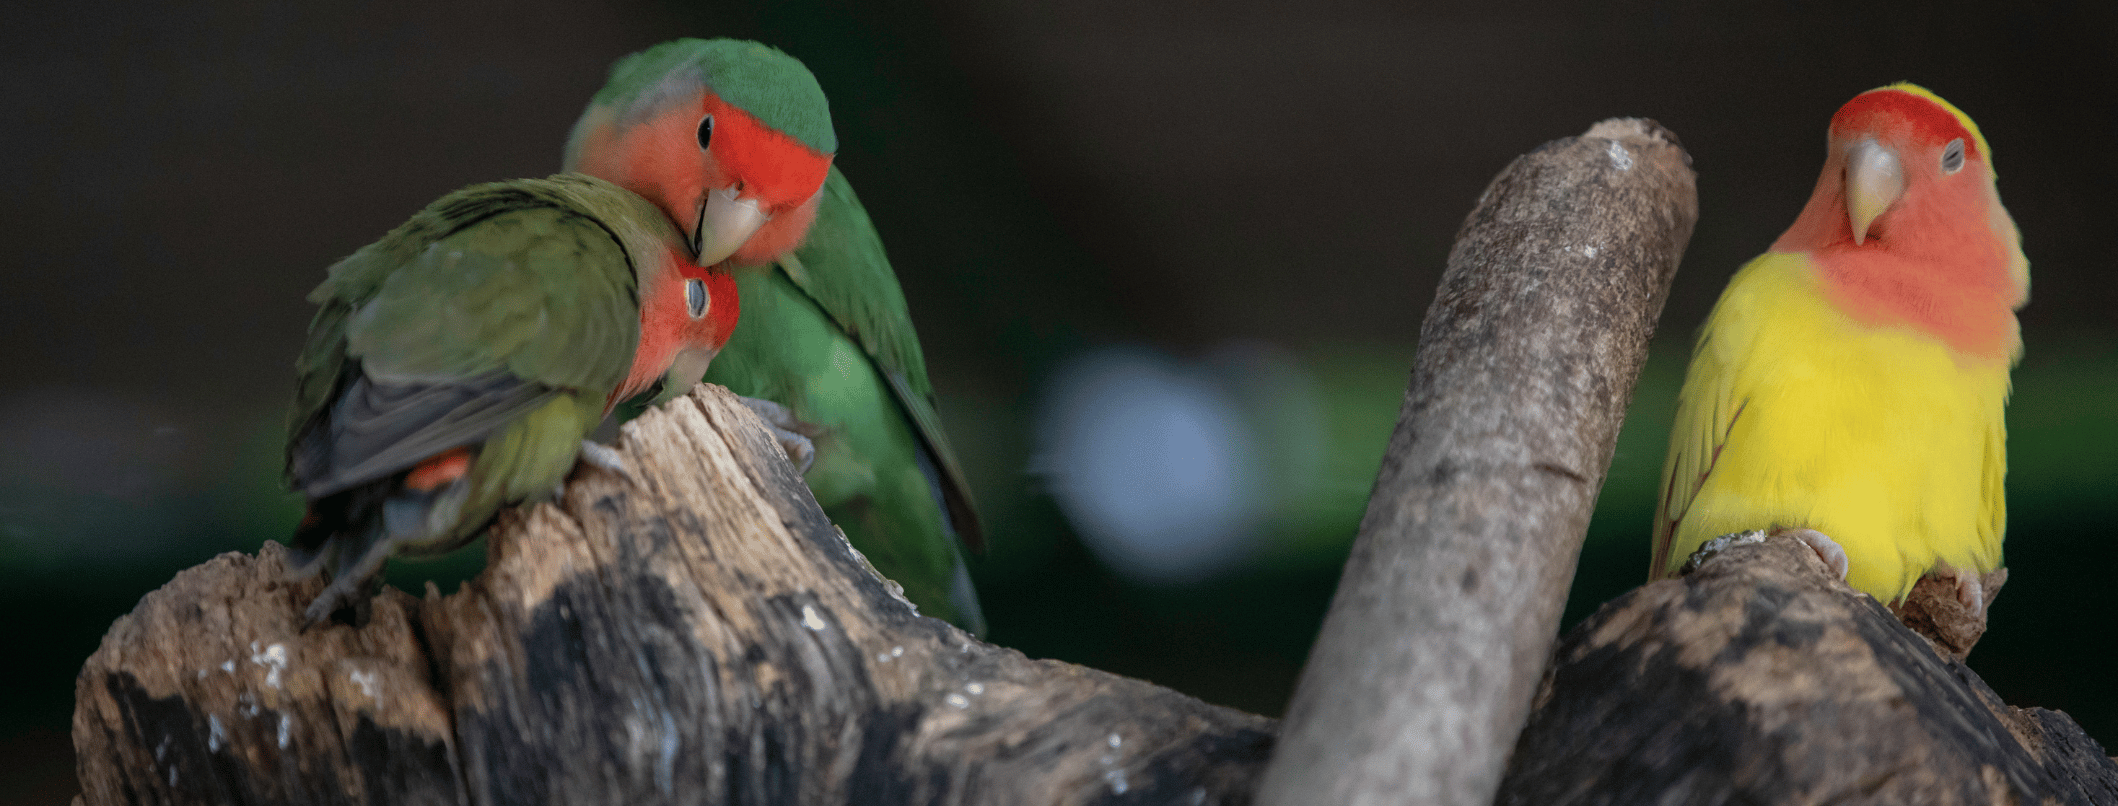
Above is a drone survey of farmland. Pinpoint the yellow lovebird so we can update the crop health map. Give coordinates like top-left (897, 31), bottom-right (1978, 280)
top-left (1651, 84), bottom-right (2028, 608)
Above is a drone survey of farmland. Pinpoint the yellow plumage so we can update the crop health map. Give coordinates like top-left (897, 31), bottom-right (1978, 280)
top-left (1651, 253), bottom-right (2011, 602)
top-left (1651, 84), bottom-right (2025, 605)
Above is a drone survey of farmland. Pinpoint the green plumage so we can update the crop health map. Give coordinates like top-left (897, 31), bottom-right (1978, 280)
top-left (586, 38), bottom-right (836, 154)
top-left (285, 173), bottom-right (686, 622)
top-left (569, 37), bottom-right (985, 632)
top-left (704, 166), bottom-right (988, 633)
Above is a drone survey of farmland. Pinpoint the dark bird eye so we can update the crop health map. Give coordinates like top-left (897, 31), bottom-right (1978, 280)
top-left (1941, 138), bottom-right (1965, 174)
top-left (685, 278), bottom-right (709, 319)
top-left (697, 115), bottom-right (714, 151)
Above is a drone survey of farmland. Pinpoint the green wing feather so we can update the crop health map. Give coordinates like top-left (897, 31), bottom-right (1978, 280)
top-left (701, 165), bottom-right (985, 632)
top-left (775, 167), bottom-right (984, 550)
top-left (288, 177), bottom-right (656, 494)
top-left (285, 175), bottom-right (671, 619)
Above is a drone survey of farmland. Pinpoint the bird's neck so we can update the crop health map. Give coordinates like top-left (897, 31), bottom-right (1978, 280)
top-left (1783, 191), bottom-right (2022, 363)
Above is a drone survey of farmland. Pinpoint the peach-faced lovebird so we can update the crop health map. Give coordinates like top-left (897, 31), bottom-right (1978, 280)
top-left (284, 174), bottom-right (737, 624)
top-left (566, 39), bottom-right (987, 633)
top-left (1652, 84), bottom-right (2027, 611)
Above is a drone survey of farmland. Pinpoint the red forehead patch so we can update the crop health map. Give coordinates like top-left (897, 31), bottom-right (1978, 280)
top-left (1830, 88), bottom-right (1979, 158)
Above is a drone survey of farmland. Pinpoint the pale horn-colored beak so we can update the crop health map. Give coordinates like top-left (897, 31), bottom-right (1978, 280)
top-left (665, 347), bottom-right (718, 393)
top-left (1845, 137), bottom-right (1905, 245)
top-left (691, 187), bottom-right (768, 265)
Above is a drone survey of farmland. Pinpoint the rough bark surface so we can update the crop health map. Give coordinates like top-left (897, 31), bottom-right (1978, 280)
top-left (1498, 532), bottom-right (2118, 806)
top-left (1254, 118), bottom-right (1697, 806)
top-left (73, 385), bottom-right (1276, 806)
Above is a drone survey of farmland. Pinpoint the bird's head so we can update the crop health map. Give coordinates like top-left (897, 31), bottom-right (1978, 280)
top-left (1775, 83), bottom-right (2026, 307)
top-left (1825, 84), bottom-right (1995, 248)
top-left (1770, 83), bottom-right (2028, 362)
top-left (567, 38), bottom-right (835, 268)
top-left (660, 256), bottom-right (743, 392)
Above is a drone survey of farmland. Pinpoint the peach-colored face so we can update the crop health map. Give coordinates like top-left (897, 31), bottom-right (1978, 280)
top-left (613, 249), bottom-right (743, 409)
top-left (572, 91), bottom-right (832, 266)
top-left (1772, 87), bottom-right (2020, 362)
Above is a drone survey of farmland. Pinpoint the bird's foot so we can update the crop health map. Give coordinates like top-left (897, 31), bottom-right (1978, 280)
top-left (575, 440), bottom-right (639, 485)
top-left (302, 577), bottom-right (372, 628)
top-left (1777, 527), bottom-right (1851, 582)
top-left (1679, 529), bottom-right (1767, 576)
top-left (1892, 563), bottom-right (2005, 661)
top-left (739, 396), bottom-right (817, 474)
top-left (299, 547), bottom-right (391, 630)
top-left (1931, 561), bottom-right (1987, 619)
top-left (1680, 528), bottom-right (1851, 584)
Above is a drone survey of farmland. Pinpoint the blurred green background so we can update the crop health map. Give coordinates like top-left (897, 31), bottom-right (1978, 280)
top-left (4, 1), bottom-right (2112, 801)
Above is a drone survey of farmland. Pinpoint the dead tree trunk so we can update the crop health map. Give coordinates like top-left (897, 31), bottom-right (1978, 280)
top-left (73, 386), bottom-right (1275, 806)
top-left (1254, 118), bottom-right (1697, 806)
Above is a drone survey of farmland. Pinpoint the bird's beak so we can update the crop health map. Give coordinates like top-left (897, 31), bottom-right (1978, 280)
top-left (666, 347), bottom-right (718, 393)
top-left (691, 187), bottom-right (768, 266)
top-left (1844, 137), bottom-right (1904, 245)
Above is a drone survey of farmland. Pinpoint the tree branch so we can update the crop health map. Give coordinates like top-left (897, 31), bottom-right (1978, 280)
top-left (1255, 118), bottom-right (1697, 806)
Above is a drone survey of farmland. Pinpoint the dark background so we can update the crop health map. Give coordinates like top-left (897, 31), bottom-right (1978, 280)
top-left (5, 1), bottom-right (2113, 800)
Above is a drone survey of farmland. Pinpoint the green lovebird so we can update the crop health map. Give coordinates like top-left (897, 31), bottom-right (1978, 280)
top-left (284, 174), bottom-right (739, 624)
top-left (565, 38), bottom-right (988, 634)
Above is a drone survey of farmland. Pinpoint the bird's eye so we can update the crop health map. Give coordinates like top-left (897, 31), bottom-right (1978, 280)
top-left (697, 115), bottom-right (714, 151)
top-left (1940, 138), bottom-right (1965, 174)
top-left (685, 278), bottom-right (709, 319)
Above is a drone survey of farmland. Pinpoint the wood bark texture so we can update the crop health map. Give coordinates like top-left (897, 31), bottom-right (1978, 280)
top-left (73, 385), bottom-right (1276, 806)
top-left (1498, 532), bottom-right (2118, 806)
top-left (1254, 118), bottom-right (1697, 806)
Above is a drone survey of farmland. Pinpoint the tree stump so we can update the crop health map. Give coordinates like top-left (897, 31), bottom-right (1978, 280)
top-left (73, 386), bottom-right (1274, 806)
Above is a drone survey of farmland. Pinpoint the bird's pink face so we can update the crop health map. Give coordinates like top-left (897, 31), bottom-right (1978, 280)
top-left (1817, 88), bottom-right (1988, 249)
top-left (614, 252), bottom-right (744, 409)
top-left (1773, 86), bottom-right (2024, 363)
top-left (1774, 87), bottom-right (2003, 255)
top-left (573, 91), bottom-right (833, 267)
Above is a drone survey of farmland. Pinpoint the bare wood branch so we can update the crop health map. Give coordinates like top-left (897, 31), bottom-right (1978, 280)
top-left (73, 385), bottom-right (1274, 806)
top-left (1498, 532), bottom-right (2118, 805)
top-left (1255, 118), bottom-right (1697, 806)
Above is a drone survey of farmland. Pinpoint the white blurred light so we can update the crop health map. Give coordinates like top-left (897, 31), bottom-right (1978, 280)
top-left (1034, 347), bottom-right (1266, 584)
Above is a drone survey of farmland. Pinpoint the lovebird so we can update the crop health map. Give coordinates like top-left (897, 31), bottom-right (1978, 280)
top-left (566, 39), bottom-right (988, 633)
top-left (285, 174), bottom-right (738, 624)
top-left (1651, 84), bottom-right (2027, 610)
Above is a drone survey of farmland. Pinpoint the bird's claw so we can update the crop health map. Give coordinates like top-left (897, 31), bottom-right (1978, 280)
top-left (1680, 529), bottom-right (1768, 576)
top-left (1779, 527), bottom-right (1851, 581)
top-left (299, 549), bottom-right (390, 630)
top-left (739, 396), bottom-right (817, 474)
top-left (302, 580), bottom-right (364, 628)
top-left (1932, 562), bottom-right (1986, 618)
top-left (576, 440), bottom-right (638, 484)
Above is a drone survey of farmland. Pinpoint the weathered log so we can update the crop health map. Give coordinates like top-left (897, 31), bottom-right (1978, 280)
top-left (1498, 531), bottom-right (2118, 806)
top-left (73, 385), bottom-right (1275, 805)
top-left (1255, 118), bottom-right (1696, 806)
